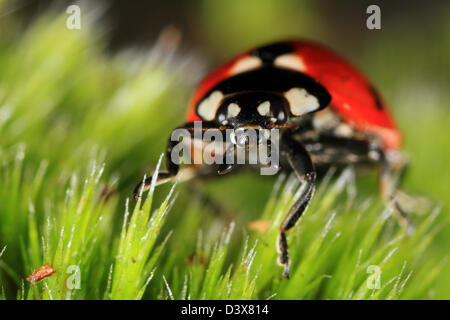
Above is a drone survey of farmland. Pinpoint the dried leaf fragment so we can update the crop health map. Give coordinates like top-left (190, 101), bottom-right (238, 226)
top-left (248, 219), bottom-right (270, 234)
top-left (26, 264), bottom-right (56, 283)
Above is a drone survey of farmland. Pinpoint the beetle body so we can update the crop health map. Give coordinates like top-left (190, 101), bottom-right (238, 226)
top-left (135, 40), bottom-right (410, 278)
top-left (186, 40), bottom-right (402, 150)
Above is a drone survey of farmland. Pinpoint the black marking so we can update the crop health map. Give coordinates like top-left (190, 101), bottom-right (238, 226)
top-left (216, 91), bottom-right (289, 128)
top-left (200, 66), bottom-right (331, 113)
top-left (251, 42), bottom-right (294, 64)
top-left (369, 85), bottom-right (384, 110)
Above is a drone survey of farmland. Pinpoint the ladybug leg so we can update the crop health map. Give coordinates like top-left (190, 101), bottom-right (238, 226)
top-left (133, 122), bottom-right (230, 201)
top-left (377, 150), bottom-right (416, 233)
top-left (217, 144), bottom-right (236, 175)
top-left (303, 135), bottom-right (414, 233)
top-left (278, 132), bottom-right (316, 279)
top-left (133, 122), bottom-right (205, 200)
top-left (133, 135), bottom-right (184, 201)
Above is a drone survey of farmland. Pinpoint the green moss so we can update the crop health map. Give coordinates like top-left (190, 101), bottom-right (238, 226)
top-left (0, 5), bottom-right (448, 300)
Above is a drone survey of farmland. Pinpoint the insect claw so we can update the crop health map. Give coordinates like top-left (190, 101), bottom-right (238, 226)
top-left (133, 177), bottom-right (151, 202)
top-left (218, 163), bottom-right (234, 175)
top-left (132, 185), bottom-right (141, 202)
top-left (277, 255), bottom-right (291, 279)
top-left (283, 265), bottom-right (290, 279)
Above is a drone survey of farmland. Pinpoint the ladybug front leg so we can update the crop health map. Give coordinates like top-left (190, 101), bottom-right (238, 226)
top-left (278, 131), bottom-right (316, 279)
top-left (133, 122), bottom-right (207, 201)
top-left (133, 121), bottom-right (230, 201)
top-left (133, 134), bottom-right (183, 201)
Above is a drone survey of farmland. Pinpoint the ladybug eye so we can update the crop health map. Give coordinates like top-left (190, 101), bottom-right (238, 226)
top-left (227, 103), bottom-right (241, 118)
top-left (257, 101), bottom-right (271, 116)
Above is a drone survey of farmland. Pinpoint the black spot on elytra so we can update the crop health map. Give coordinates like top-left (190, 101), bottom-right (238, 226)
top-left (369, 85), bottom-right (384, 110)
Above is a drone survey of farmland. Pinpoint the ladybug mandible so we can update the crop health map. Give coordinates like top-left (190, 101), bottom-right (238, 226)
top-left (134, 40), bottom-right (410, 279)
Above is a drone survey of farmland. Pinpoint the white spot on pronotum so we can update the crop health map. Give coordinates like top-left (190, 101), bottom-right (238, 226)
top-left (197, 90), bottom-right (224, 120)
top-left (285, 88), bottom-right (320, 116)
top-left (257, 101), bottom-right (271, 116)
top-left (231, 56), bottom-right (262, 75)
top-left (227, 103), bottom-right (241, 118)
top-left (274, 54), bottom-right (306, 72)
top-left (66, 5), bottom-right (81, 30)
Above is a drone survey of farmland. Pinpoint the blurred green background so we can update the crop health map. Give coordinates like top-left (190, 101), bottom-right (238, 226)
top-left (0, 0), bottom-right (449, 299)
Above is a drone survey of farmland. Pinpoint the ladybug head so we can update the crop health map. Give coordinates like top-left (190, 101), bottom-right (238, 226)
top-left (215, 91), bottom-right (289, 129)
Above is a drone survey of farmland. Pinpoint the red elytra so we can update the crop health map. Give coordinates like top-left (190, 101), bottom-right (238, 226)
top-left (289, 41), bottom-right (402, 149)
top-left (185, 51), bottom-right (250, 123)
top-left (185, 40), bottom-right (402, 150)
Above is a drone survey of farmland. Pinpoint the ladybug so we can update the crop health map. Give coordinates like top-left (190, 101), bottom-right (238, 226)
top-left (134, 40), bottom-right (411, 278)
